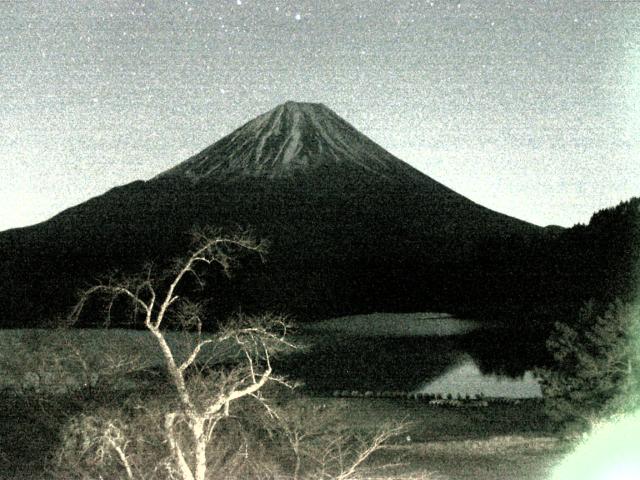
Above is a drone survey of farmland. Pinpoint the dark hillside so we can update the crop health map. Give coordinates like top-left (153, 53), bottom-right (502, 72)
top-left (464, 198), bottom-right (640, 331)
top-left (0, 102), bottom-right (546, 327)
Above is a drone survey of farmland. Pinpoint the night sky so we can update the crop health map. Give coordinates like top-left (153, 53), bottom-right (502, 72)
top-left (2, 0), bottom-right (639, 231)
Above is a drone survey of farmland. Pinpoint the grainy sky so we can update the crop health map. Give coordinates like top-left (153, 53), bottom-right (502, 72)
top-left (1, 0), bottom-right (639, 231)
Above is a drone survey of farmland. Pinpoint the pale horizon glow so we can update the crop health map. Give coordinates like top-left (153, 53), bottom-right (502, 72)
top-left (2, 0), bottom-right (639, 231)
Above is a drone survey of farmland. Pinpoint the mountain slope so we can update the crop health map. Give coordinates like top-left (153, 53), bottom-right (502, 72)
top-left (0, 102), bottom-right (544, 327)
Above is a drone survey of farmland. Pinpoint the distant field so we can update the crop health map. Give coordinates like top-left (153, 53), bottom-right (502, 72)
top-left (0, 328), bottom-right (239, 392)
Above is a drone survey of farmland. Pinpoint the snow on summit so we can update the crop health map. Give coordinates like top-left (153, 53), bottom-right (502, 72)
top-left (156, 101), bottom-right (422, 183)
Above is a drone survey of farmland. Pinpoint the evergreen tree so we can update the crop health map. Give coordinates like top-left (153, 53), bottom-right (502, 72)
top-left (537, 299), bottom-right (640, 431)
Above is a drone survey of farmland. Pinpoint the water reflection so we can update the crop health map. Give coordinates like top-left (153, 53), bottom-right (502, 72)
top-left (280, 313), bottom-right (547, 396)
top-left (413, 355), bottom-right (542, 398)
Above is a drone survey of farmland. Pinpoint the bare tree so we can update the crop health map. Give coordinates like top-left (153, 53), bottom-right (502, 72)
top-left (69, 229), bottom-right (295, 480)
top-left (275, 398), bottom-right (407, 480)
top-left (56, 228), bottom-right (408, 480)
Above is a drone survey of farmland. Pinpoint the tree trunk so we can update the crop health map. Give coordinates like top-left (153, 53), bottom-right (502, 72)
top-left (193, 417), bottom-right (208, 480)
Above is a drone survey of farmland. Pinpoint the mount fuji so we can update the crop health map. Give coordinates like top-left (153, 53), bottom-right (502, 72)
top-left (157, 101), bottom-right (425, 182)
top-left (0, 101), bottom-right (543, 327)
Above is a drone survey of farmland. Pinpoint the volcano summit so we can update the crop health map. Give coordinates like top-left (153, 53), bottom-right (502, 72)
top-left (157, 101), bottom-right (422, 182)
top-left (0, 102), bottom-right (542, 326)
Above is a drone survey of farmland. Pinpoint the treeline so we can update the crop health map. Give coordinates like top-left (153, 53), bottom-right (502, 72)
top-left (461, 197), bottom-right (639, 329)
top-left (228, 196), bottom-right (640, 328)
top-left (0, 182), bottom-right (637, 335)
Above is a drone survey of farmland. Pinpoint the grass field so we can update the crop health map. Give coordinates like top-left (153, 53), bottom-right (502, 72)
top-left (304, 396), bottom-right (566, 480)
top-left (0, 390), bottom-right (568, 479)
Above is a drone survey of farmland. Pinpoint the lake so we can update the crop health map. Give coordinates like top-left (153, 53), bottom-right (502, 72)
top-left (0, 313), bottom-right (545, 398)
top-left (287, 312), bottom-right (544, 398)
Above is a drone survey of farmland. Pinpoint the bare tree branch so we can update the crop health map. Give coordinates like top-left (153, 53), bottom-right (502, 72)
top-left (178, 340), bottom-right (214, 374)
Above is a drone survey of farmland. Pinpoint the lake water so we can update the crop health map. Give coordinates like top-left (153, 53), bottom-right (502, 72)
top-left (0, 313), bottom-right (545, 398)
top-left (289, 312), bottom-right (544, 398)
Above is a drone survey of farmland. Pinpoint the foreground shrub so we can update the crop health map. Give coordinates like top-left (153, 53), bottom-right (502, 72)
top-left (54, 390), bottom-right (286, 479)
